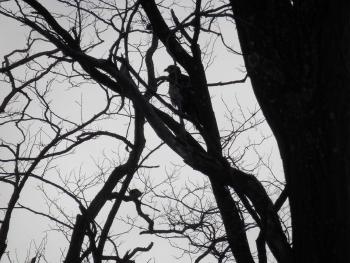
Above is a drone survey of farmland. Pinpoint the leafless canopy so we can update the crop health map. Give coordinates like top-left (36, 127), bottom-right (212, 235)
top-left (0, 1), bottom-right (290, 263)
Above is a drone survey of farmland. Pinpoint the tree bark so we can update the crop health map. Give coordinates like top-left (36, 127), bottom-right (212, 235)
top-left (210, 179), bottom-right (255, 263)
top-left (230, 1), bottom-right (350, 262)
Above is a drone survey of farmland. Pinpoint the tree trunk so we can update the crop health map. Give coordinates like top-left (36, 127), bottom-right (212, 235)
top-left (230, 1), bottom-right (350, 262)
top-left (277, 7), bottom-right (350, 262)
top-left (282, 118), bottom-right (350, 262)
top-left (210, 179), bottom-right (255, 263)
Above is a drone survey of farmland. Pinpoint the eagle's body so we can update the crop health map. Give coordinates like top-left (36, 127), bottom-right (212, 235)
top-left (165, 65), bottom-right (195, 121)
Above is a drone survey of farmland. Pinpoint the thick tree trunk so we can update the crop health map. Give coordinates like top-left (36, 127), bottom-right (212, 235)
top-left (230, 1), bottom-right (350, 262)
top-left (281, 120), bottom-right (350, 262)
top-left (284, 10), bottom-right (350, 258)
top-left (276, 7), bottom-right (350, 262)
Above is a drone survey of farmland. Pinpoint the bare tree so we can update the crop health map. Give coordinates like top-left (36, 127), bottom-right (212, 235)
top-left (4, 1), bottom-right (340, 262)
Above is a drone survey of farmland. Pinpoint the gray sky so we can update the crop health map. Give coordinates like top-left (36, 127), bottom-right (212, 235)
top-left (0, 1), bottom-right (285, 262)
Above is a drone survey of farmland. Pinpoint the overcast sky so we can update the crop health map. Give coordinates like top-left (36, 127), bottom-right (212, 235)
top-left (0, 1), bottom-right (284, 262)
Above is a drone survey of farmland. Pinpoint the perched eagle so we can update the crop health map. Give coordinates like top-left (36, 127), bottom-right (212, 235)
top-left (164, 65), bottom-right (197, 123)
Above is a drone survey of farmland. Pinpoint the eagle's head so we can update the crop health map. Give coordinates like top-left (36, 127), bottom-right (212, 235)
top-left (164, 65), bottom-right (181, 75)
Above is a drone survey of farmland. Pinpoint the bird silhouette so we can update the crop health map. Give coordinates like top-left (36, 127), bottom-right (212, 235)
top-left (164, 65), bottom-right (197, 124)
